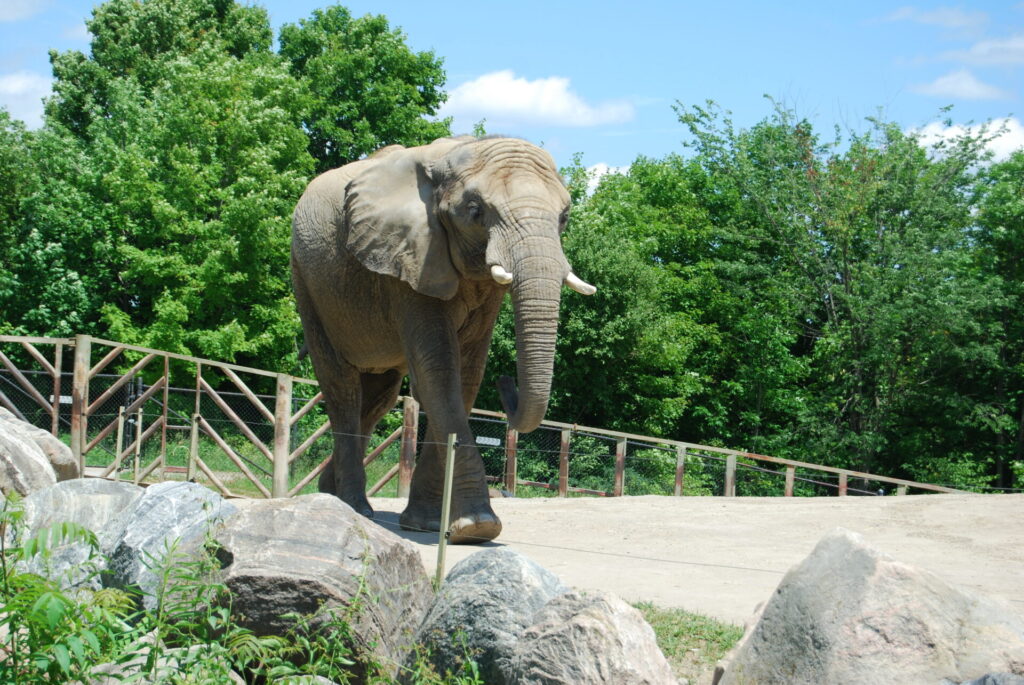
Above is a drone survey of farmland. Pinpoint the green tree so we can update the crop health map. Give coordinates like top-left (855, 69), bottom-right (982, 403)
top-left (279, 5), bottom-right (450, 173)
top-left (0, 111), bottom-right (95, 337)
top-left (29, 0), bottom-right (312, 366)
top-left (975, 150), bottom-right (1024, 488)
top-left (2, 0), bottom-right (455, 369)
top-left (676, 101), bottom-right (1001, 485)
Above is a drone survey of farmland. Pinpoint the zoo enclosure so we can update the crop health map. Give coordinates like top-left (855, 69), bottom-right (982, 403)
top-left (0, 334), bottom-right (964, 499)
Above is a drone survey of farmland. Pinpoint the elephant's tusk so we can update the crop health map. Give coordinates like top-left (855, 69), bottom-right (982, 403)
top-left (491, 265), bottom-right (514, 285)
top-left (565, 272), bottom-right (597, 295)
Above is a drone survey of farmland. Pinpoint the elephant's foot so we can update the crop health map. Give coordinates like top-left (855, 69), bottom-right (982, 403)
top-left (399, 498), bottom-right (501, 544)
top-left (448, 509), bottom-right (502, 544)
top-left (319, 470), bottom-right (374, 519)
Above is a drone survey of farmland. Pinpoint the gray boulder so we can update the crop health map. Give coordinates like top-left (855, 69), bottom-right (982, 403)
top-left (213, 494), bottom-right (432, 678)
top-left (714, 528), bottom-right (1024, 685)
top-left (409, 548), bottom-right (568, 685)
top-left (961, 676), bottom-right (1024, 685)
top-left (10, 478), bottom-right (143, 590)
top-left (510, 590), bottom-right (677, 685)
top-left (101, 481), bottom-right (236, 608)
top-left (0, 427), bottom-right (56, 496)
top-left (0, 408), bottom-right (79, 481)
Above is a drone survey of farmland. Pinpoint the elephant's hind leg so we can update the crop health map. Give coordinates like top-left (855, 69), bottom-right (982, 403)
top-left (300, 315), bottom-right (374, 518)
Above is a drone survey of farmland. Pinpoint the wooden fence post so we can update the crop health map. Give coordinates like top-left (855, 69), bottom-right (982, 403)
top-left (785, 466), bottom-right (795, 496)
top-left (674, 445), bottom-right (687, 496)
top-left (399, 396), bottom-right (419, 497)
top-left (51, 343), bottom-right (63, 437)
top-left (70, 335), bottom-right (91, 473)
top-left (115, 406), bottom-right (125, 472)
top-left (897, 485), bottom-right (908, 496)
top-left (188, 413), bottom-right (199, 482)
top-left (272, 374), bottom-right (292, 498)
top-left (724, 454), bottom-right (736, 497)
top-left (504, 427), bottom-right (518, 495)
top-left (558, 429), bottom-right (570, 497)
top-left (613, 437), bottom-right (627, 496)
top-left (133, 407), bottom-right (143, 485)
top-left (838, 471), bottom-right (848, 497)
top-left (160, 355), bottom-right (169, 479)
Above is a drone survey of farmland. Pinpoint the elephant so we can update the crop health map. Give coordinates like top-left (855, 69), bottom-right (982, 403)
top-left (291, 135), bottom-right (595, 544)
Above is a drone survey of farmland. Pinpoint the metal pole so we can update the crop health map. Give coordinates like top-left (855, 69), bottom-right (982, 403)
top-left (435, 432), bottom-right (457, 589)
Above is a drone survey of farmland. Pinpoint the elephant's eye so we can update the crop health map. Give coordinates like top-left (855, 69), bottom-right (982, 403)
top-left (466, 201), bottom-right (483, 221)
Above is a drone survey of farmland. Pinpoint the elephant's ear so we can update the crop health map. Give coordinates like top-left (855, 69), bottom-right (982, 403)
top-left (344, 140), bottom-right (465, 300)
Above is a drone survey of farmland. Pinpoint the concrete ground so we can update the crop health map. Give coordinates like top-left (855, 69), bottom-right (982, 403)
top-left (369, 493), bottom-right (1024, 626)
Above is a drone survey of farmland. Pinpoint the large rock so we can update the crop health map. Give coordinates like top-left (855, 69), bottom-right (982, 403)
top-left (101, 481), bottom-right (236, 608)
top-left (714, 528), bottom-right (1024, 685)
top-left (510, 590), bottom-right (677, 685)
top-left (10, 478), bottom-right (143, 590)
top-left (213, 494), bottom-right (432, 678)
top-left (0, 408), bottom-right (79, 481)
top-left (0, 426), bottom-right (56, 496)
top-left (409, 548), bottom-right (568, 685)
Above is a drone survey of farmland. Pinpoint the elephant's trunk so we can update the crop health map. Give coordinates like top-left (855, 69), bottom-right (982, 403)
top-left (495, 233), bottom-right (566, 433)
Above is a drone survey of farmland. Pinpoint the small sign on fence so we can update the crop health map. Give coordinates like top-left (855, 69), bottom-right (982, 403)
top-left (475, 436), bottom-right (501, 447)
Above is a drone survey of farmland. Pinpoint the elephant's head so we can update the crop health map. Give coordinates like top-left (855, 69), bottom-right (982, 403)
top-left (343, 136), bottom-right (595, 432)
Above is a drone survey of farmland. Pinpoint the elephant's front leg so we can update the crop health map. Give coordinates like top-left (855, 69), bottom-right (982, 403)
top-left (399, 318), bottom-right (501, 543)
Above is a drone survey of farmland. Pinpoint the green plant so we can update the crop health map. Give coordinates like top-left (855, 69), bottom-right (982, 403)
top-left (0, 495), bottom-right (135, 684)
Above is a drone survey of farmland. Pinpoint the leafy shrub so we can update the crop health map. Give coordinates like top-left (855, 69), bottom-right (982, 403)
top-left (0, 494), bottom-right (483, 684)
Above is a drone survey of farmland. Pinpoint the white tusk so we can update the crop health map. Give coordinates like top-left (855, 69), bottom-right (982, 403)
top-left (491, 264), bottom-right (514, 285)
top-left (565, 272), bottom-right (597, 295)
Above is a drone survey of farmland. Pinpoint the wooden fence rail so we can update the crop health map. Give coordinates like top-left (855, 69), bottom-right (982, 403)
top-left (0, 334), bottom-right (966, 498)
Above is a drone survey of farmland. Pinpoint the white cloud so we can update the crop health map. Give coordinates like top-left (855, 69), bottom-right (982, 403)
top-left (440, 70), bottom-right (634, 129)
top-left (945, 33), bottom-right (1024, 65)
top-left (911, 68), bottom-right (1010, 99)
top-left (586, 162), bottom-right (629, 195)
top-left (913, 117), bottom-right (1024, 161)
top-left (887, 6), bottom-right (988, 32)
top-left (0, 0), bottom-right (50, 22)
top-left (0, 71), bottom-right (52, 128)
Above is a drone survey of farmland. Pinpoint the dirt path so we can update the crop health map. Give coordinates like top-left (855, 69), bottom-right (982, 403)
top-left (369, 493), bottom-right (1024, 626)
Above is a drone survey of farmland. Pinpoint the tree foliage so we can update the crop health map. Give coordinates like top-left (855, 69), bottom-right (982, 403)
top-left (489, 102), bottom-right (1020, 490)
top-left (279, 5), bottom-right (450, 172)
top-left (1, 0), bottom-right (450, 370)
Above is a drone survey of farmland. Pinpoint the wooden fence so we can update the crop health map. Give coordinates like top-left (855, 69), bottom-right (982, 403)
top-left (0, 334), bottom-right (965, 498)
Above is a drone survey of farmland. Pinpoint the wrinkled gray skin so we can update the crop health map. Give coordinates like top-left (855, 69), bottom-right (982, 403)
top-left (291, 136), bottom-right (586, 543)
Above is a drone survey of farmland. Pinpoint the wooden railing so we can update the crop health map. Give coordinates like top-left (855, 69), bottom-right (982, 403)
top-left (0, 334), bottom-right (966, 498)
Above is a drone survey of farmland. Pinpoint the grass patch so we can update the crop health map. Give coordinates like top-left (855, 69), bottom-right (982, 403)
top-left (633, 601), bottom-right (743, 683)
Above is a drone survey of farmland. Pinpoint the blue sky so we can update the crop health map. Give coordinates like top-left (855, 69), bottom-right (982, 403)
top-left (2, 1), bottom-right (1022, 172)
